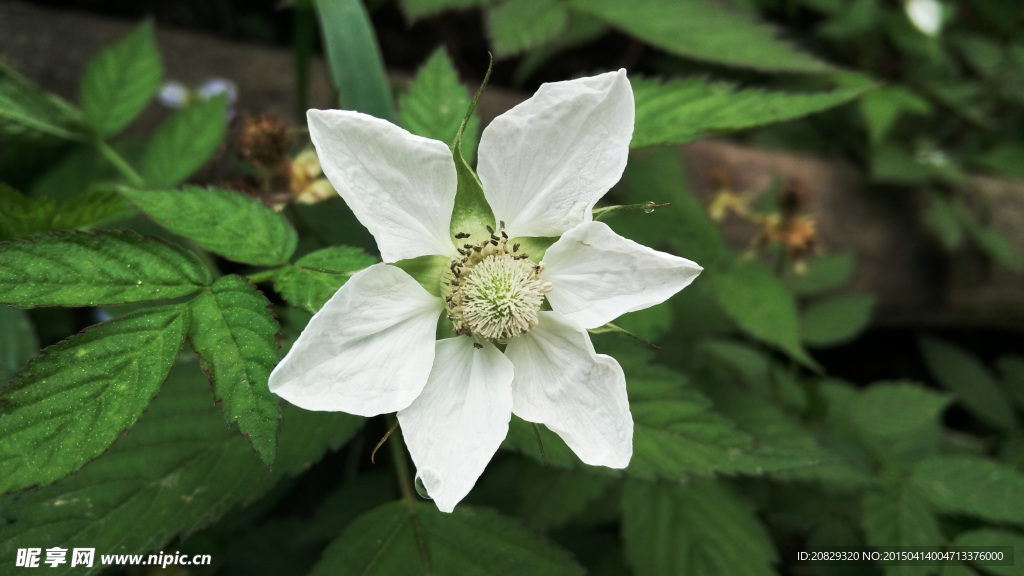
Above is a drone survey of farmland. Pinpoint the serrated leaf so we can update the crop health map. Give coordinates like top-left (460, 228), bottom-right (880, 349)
top-left (515, 463), bottom-right (613, 531)
top-left (0, 62), bottom-right (87, 142)
top-left (189, 275), bottom-right (281, 465)
top-left (848, 383), bottom-right (951, 468)
top-left (0, 305), bottom-right (187, 493)
top-left (505, 352), bottom-right (831, 480)
top-left (140, 94), bottom-right (228, 187)
top-left (309, 501), bottom-right (584, 575)
top-left (0, 358), bottom-right (363, 575)
top-left (399, 47), bottom-right (479, 162)
top-left (81, 20), bottom-right (163, 136)
top-left (622, 479), bottom-right (777, 576)
top-left (911, 455), bottom-right (1024, 525)
top-left (616, 148), bottom-right (726, 269)
top-left (711, 262), bottom-right (819, 369)
top-left (800, 293), bottom-right (874, 347)
top-left (862, 484), bottom-right (942, 576)
top-left (316, 0), bottom-right (394, 121)
top-left (0, 306), bottom-right (37, 384)
top-left (951, 530), bottom-right (1022, 576)
top-left (0, 184), bottom-right (132, 240)
top-left (570, 0), bottom-right (834, 73)
top-left (486, 0), bottom-right (569, 58)
top-left (121, 186), bottom-right (298, 266)
top-left (631, 77), bottom-right (868, 149)
top-left (401, 0), bottom-right (490, 19)
top-left (274, 246), bottom-right (378, 313)
top-left (0, 230), bottom-right (211, 307)
top-left (919, 336), bottom-right (1017, 430)
top-left (789, 252), bottom-right (855, 295)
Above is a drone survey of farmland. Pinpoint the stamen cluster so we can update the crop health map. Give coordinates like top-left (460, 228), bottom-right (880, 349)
top-left (444, 222), bottom-right (549, 343)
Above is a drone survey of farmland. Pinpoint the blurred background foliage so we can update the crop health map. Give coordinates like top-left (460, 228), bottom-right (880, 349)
top-left (1, 0), bottom-right (1023, 575)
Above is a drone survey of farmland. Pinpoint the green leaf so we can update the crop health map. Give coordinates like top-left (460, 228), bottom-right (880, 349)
top-left (0, 184), bottom-right (132, 240)
top-left (81, 20), bottom-right (163, 136)
top-left (919, 336), bottom-right (1017, 430)
top-left (862, 484), bottom-right (942, 576)
top-left (515, 463), bottom-right (614, 531)
top-left (570, 0), bottom-right (834, 73)
top-left (997, 355), bottom-right (1024, 411)
top-left (401, 0), bottom-right (490, 19)
top-left (448, 63), bottom-right (496, 247)
top-left (923, 191), bottom-right (964, 250)
top-left (0, 230), bottom-right (211, 307)
top-left (951, 530), bottom-right (1023, 576)
top-left (911, 455), bottom-right (1024, 525)
top-left (274, 246), bottom-right (378, 313)
top-left (189, 275), bottom-right (281, 465)
top-left (0, 357), bottom-right (363, 573)
top-left (140, 94), bottom-right (228, 187)
top-left (121, 186), bottom-right (298, 266)
top-left (788, 252), bottom-right (855, 295)
top-left (399, 47), bottom-right (479, 162)
top-left (310, 501), bottom-right (584, 575)
top-left (0, 305), bottom-right (187, 493)
top-left (621, 479), bottom-right (777, 576)
top-left (0, 306), bottom-right (37, 384)
top-left (631, 77), bottom-right (869, 149)
top-left (617, 148), bottom-right (726, 269)
top-left (486, 0), bottom-right (569, 58)
top-left (0, 62), bottom-right (87, 142)
top-left (848, 383), bottom-right (951, 468)
top-left (316, 0), bottom-right (394, 121)
top-left (800, 294), bottom-right (874, 347)
top-left (505, 352), bottom-right (830, 480)
top-left (859, 85), bottom-right (931, 145)
top-left (711, 262), bottom-right (818, 369)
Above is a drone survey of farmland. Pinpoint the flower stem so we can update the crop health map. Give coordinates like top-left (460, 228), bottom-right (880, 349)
top-left (95, 139), bottom-right (145, 188)
top-left (387, 415), bottom-right (416, 506)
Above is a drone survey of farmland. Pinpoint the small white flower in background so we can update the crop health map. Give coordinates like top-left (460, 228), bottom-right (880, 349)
top-left (905, 0), bottom-right (943, 37)
top-left (268, 70), bottom-right (702, 512)
top-left (157, 77), bottom-right (238, 119)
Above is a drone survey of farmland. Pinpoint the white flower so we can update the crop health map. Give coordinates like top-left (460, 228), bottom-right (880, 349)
top-left (905, 0), bottom-right (943, 37)
top-left (268, 70), bottom-right (702, 512)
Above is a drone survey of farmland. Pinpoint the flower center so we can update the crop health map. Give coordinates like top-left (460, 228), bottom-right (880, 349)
top-left (445, 224), bottom-right (550, 343)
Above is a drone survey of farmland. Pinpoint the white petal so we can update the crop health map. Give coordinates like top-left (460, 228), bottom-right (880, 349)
top-left (269, 263), bottom-right (443, 416)
top-left (398, 338), bottom-right (513, 513)
top-left (506, 312), bottom-right (632, 468)
top-left (906, 0), bottom-right (941, 36)
top-left (477, 70), bottom-right (634, 238)
top-left (307, 109), bottom-right (458, 262)
top-left (542, 221), bottom-right (703, 329)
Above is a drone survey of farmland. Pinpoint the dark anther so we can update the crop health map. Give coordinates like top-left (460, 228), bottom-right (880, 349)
top-left (464, 244), bottom-right (473, 249)
top-left (455, 232), bottom-right (470, 239)
top-left (457, 248), bottom-right (467, 256)
top-left (489, 239), bottom-right (499, 246)
top-left (501, 231), bottom-right (508, 239)
top-left (473, 246), bottom-right (483, 252)
top-left (513, 243), bottom-right (520, 252)
top-left (473, 342), bottom-right (484, 349)
top-left (499, 220), bottom-right (506, 228)
top-left (451, 280), bottom-right (460, 287)
top-left (486, 225), bottom-right (494, 234)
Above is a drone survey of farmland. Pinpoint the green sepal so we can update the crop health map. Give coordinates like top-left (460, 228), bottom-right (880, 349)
top-left (391, 255), bottom-right (451, 297)
top-left (508, 236), bottom-right (558, 261)
top-left (587, 322), bottom-right (660, 349)
top-left (592, 202), bottom-right (671, 220)
top-left (448, 55), bottom-right (495, 246)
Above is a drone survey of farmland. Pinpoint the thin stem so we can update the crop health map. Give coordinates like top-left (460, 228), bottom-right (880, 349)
top-left (95, 139), bottom-right (144, 187)
top-left (246, 267), bottom-right (284, 284)
top-left (387, 416), bottom-right (416, 506)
